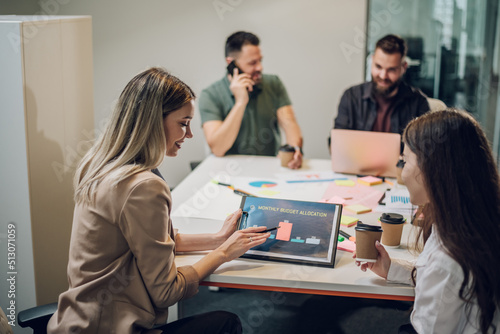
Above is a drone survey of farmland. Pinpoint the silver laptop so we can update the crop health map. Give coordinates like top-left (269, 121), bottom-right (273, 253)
top-left (330, 129), bottom-right (401, 178)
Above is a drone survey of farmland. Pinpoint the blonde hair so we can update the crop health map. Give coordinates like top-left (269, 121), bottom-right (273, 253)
top-left (74, 67), bottom-right (195, 204)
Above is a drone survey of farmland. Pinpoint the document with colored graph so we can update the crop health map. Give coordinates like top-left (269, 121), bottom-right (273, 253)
top-left (237, 196), bottom-right (342, 267)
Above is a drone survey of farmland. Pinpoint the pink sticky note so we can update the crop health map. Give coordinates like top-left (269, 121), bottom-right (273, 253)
top-left (337, 239), bottom-right (356, 252)
top-left (276, 221), bottom-right (293, 241)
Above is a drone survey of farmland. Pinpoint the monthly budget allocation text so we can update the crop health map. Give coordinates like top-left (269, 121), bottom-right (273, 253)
top-left (257, 206), bottom-right (328, 217)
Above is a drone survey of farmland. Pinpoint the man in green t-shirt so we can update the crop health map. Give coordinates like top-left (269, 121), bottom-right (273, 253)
top-left (198, 31), bottom-right (303, 169)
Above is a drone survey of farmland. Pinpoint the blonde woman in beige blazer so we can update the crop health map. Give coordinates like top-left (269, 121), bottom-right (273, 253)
top-left (47, 68), bottom-right (270, 334)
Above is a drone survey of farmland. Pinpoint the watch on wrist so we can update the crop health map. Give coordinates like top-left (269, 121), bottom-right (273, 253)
top-left (293, 146), bottom-right (303, 154)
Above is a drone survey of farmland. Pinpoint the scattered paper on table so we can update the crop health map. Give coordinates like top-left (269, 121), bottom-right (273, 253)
top-left (231, 176), bottom-right (291, 197)
top-left (171, 181), bottom-right (242, 220)
top-left (321, 196), bottom-right (346, 204)
top-left (275, 170), bottom-right (347, 183)
top-left (322, 183), bottom-right (384, 209)
top-left (375, 186), bottom-right (415, 216)
top-left (258, 189), bottom-right (281, 196)
top-left (385, 187), bottom-right (411, 207)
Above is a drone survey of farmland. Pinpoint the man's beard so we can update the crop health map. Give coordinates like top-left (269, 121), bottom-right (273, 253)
top-left (252, 71), bottom-right (262, 84)
top-left (372, 77), bottom-right (401, 98)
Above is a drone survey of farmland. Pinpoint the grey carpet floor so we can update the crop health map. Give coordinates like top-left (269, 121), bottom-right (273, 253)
top-left (179, 286), bottom-right (412, 334)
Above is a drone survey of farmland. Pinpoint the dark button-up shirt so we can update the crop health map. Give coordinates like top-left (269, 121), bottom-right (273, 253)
top-left (334, 81), bottom-right (430, 135)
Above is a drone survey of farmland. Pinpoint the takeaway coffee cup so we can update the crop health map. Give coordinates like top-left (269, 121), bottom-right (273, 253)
top-left (278, 144), bottom-right (295, 167)
top-left (379, 213), bottom-right (406, 248)
top-left (355, 222), bottom-right (383, 262)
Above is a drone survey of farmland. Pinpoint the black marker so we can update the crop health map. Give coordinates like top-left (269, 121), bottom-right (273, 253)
top-left (356, 174), bottom-right (386, 182)
top-left (259, 226), bottom-right (281, 233)
top-left (339, 230), bottom-right (351, 239)
top-left (339, 230), bottom-right (356, 241)
top-left (217, 181), bottom-right (233, 187)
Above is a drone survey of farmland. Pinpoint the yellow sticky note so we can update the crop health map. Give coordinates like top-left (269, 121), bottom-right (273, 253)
top-left (258, 189), bottom-right (280, 196)
top-left (345, 204), bottom-right (372, 214)
top-left (340, 215), bottom-right (359, 227)
top-left (335, 179), bottom-right (356, 187)
top-left (358, 176), bottom-right (383, 186)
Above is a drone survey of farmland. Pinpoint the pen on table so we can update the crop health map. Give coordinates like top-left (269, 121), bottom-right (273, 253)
top-left (339, 230), bottom-right (356, 242)
top-left (212, 180), bottom-right (234, 189)
top-left (378, 191), bottom-right (387, 205)
top-left (259, 226), bottom-right (281, 233)
top-left (216, 181), bottom-right (233, 188)
top-left (212, 180), bottom-right (257, 197)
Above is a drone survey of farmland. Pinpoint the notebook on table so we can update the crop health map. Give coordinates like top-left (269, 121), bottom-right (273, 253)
top-left (330, 129), bottom-right (401, 178)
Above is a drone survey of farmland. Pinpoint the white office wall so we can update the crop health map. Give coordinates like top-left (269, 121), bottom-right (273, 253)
top-left (53, 0), bottom-right (367, 187)
top-left (0, 21), bottom-right (37, 334)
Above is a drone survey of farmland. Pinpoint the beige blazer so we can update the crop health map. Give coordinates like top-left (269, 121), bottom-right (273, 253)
top-left (48, 171), bottom-right (199, 333)
top-left (0, 307), bottom-right (13, 334)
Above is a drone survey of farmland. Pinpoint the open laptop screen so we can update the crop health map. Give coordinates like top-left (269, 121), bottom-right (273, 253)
top-left (330, 129), bottom-right (401, 178)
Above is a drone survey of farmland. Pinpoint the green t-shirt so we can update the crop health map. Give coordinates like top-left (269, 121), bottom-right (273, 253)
top-left (199, 74), bottom-right (291, 156)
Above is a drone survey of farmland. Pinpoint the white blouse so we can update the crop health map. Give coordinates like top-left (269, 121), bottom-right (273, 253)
top-left (387, 228), bottom-right (499, 333)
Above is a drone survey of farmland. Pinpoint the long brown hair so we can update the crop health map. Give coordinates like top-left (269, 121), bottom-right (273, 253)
top-left (74, 67), bottom-right (195, 203)
top-left (404, 109), bottom-right (500, 333)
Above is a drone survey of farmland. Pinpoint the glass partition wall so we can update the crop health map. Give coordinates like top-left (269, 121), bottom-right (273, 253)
top-left (366, 0), bottom-right (500, 164)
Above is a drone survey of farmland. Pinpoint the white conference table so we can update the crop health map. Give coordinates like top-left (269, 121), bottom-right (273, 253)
top-left (171, 155), bottom-right (417, 301)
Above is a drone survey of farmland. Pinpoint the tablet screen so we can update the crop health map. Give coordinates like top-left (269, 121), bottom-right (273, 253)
top-left (238, 196), bottom-right (342, 267)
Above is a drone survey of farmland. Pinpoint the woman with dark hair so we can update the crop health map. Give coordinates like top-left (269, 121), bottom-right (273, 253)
top-left (356, 109), bottom-right (500, 333)
top-left (48, 67), bottom-right (270, 333)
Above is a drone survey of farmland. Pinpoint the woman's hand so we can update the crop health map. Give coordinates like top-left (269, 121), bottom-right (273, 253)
top-left (215, 209), bottom-right (243, 243)
top-left (353, 241), bottom-right (391, 279)
top-left (192, 226), bottom-right (270, 280)
top-left (217, 226), bottom-right (270, 262)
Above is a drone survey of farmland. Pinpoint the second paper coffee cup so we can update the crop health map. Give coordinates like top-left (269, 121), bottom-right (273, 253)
top-left (379, 213), bottom-right (406, 248)
top-left (355, 222), bottom-right (383, 262)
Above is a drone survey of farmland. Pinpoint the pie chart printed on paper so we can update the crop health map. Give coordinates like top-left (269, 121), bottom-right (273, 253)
top-left (249, 181), bottom-right (278, 188)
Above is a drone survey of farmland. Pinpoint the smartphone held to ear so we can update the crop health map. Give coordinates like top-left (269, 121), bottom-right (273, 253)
top-left (227, 61), bottom-right (254, 92)
top-left (227, 60), bottom-right (244, 76)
